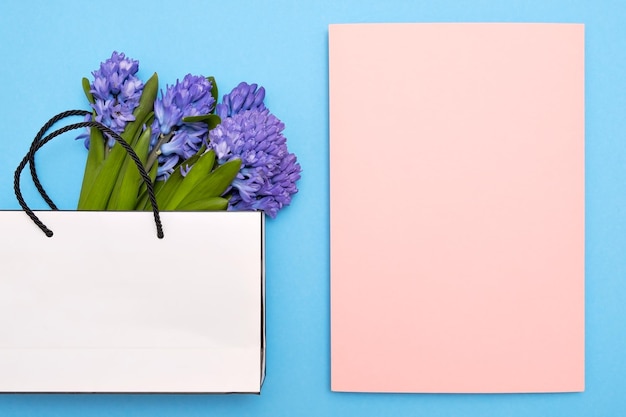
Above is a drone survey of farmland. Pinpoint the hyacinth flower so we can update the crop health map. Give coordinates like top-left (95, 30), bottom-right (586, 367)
top-left (77, 52), bottom-right (144, 149)
top-left (77, 52), bottom-right (158, 210)
top-left (146, 74), bottom-right (216, 180)
top-left (207, 83), bottom-right (301, 218)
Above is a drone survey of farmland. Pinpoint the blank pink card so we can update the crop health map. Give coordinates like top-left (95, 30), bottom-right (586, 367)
top-left (330, 23), bottom-right (584, 393)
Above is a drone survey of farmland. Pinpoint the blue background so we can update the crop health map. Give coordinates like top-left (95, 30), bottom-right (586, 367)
top-left (0, 0), bottom-right (624, 415)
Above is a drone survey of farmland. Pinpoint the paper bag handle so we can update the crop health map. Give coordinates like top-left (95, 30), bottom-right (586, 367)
top-left (14, 110), bottom-right (164, 239)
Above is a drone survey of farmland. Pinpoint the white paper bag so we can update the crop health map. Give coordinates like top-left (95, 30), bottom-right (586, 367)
top-left (0, 210), bottom-right (265, 393)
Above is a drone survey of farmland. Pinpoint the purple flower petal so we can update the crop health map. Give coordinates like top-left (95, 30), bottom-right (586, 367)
top-left (207, 106), bottom-right (300, 217)
top-left (150, 74), bottom-right (215, 180)
top-left (78, 51), bottom-right (144, 148)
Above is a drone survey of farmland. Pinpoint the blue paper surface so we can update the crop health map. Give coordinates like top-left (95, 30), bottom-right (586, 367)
top-left (0, 0), bottom-right (625, 415)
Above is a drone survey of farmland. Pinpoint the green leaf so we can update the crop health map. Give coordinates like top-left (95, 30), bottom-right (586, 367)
top-left (162, 150), bottom-right (216, 210)
top-left (78, 137), bottom-right (130, 209)
top-left (107, 126), bottom-right (152, 210)
top-left (208, 76), bottom-right (218, 112)
top-left (121, 72), bottom-right (158, 144)
top-left (77, 126), bottom-right (105, 209)
top-left (174, 158), bottom-right (241, 210)
top-left (82, 77), bottom-right (94, 104)
top-left (146, 149), bottom-right (203, 209)
top-left (182, 114), bottom-right (221, 129)
top-left (176, 197), bottom-right (228, 211)
top-left (151, 167), bottom-right (185, 210)
top-left (136, 189), bottom-right (149, 211)
top-left (134, 111), bottom-right (154, 144)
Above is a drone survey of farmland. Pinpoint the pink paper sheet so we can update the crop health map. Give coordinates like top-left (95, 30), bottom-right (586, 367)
top-left (329, 23), bottom-right (584, 393)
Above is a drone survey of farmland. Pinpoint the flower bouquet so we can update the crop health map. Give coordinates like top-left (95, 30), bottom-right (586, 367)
top-left (76, 51), bottom-right (300, 218)
top-left (0, 52), bottom-right (300, 393)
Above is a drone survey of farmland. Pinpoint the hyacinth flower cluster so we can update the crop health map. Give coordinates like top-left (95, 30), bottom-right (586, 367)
top-left (76, 51), bottom-right (300, 218)
top-left (78, 52), bottom-right (144, 149)
top-left (147, 75), bottom-right (215, 180)
top-left (209, 83), bottom-right (301, 218)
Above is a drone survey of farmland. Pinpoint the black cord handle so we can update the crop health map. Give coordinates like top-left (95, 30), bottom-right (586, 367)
top-left (28, 110), bottom-right (91, 210)
top-left (14, 112), bottom-right (164, 239)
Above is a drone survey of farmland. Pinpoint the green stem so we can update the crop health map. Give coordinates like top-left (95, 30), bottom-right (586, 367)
top-left (145, 132), bottom-right (172, 172)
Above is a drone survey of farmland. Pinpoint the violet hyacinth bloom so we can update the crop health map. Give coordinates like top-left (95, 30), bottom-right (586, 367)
top-left (215, 82), bottom-right (265, 119)
top-left (150, 74), bottom-right (215, 179)
top-left (78, 52), bottom-right (143, 148)
top-left (208, 106), bottom-right (301, 218)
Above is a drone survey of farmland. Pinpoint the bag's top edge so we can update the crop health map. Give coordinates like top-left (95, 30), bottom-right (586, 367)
top-left (1, 209), bottom-right (264, 216)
